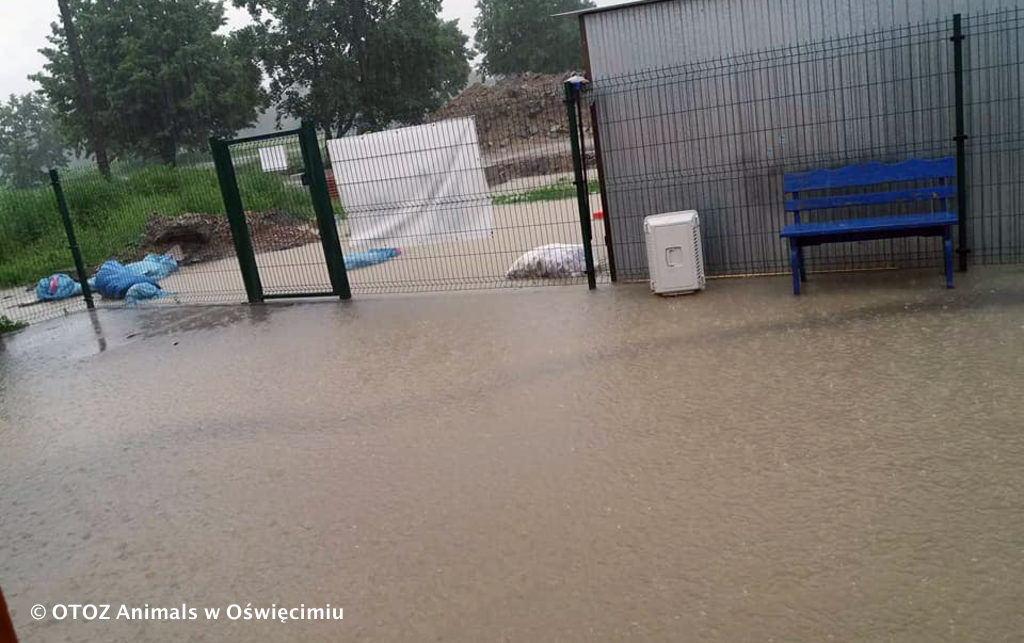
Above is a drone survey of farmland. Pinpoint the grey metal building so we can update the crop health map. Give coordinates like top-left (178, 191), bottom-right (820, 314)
top-left (570, 0), bottom-right (1024, 279)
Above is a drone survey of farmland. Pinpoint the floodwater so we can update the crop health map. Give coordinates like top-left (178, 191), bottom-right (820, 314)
top-left (2, 268), bottom-right (1023, 642)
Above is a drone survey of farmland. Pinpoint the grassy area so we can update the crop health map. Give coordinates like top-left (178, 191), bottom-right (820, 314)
top-left (0, 164), bottom-right (316, 289)
top-left (493, 177), bottom-right (600, 205)
top-left (0, 315), bottom-right (28, 334)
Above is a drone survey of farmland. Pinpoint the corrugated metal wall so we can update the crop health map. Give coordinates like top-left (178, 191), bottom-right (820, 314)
top-left (586, 0), bottom-right (1018, 78)
top-left (585, 0), bottom-right (1024, 279)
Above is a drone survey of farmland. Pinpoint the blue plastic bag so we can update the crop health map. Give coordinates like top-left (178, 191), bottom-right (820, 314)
top-left (124, 283), bottom-right (171, 307)
top-left (94, 260), bottom-right (161, 299)
top-left (125, 254), bottom-right (178, 280)
top-left (35, 274), bottom-right (82, 301)
top-left (346, 247), bottom-right (402, 271)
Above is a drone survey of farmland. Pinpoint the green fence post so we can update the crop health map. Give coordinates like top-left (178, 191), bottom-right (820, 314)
top-left (49, 168), bottom-right (94, 309)
top-left (299, 121), bottom-right (351, 300)
top-left (210, 137), bottom-right (264, 303)
top-left (564, 77), bottom-right (597, 291)
top-left (951, 13), bottom-right (970, 272)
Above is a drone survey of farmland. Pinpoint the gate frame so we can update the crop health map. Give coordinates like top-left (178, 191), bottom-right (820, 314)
top-left (210, 122), bottom-right (351, 303)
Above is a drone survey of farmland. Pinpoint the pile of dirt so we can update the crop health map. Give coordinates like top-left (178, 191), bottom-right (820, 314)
top-left (139, 211), bottom-right (320, 265)
top-left (427, 73), bottom-right (592, 154)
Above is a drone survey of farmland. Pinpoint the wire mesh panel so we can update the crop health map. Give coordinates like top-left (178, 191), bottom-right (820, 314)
top-left (227, 133), bottom-right (334, 298)
top-left (0, 176), bottom-right (88, 328)
top-left (0, 158), bottom-right (254, 328)
top-left (591, 17), bottom-right (968, 281)
top-left (0, 78), bottom-right (603, 333)
top-left (324, 80), bottom-right (608, 294)
top-left (963, 9), bottom-right (1024, 266)
top-left (80, 161), bottom-right (252, 306)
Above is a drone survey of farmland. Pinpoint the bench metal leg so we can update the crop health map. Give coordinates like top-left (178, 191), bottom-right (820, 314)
top-left (943, 227), bottom-right (954, 289)
top-left (789, 240), bottom-right (801, 295)
top-left (798, 246), bottom-right (807, 282)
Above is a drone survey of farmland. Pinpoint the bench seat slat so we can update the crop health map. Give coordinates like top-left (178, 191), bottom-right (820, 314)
top-left (780, 212), bottom-right (957, 238)
top-left (785, 186), bottom-right (956, 211)
top-left (783, 158), bottom-right (955, 192)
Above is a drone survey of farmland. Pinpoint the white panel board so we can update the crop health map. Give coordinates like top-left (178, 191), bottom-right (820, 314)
top-left (258, 145), bottom-right (288, 172)
top-left (327, 118), bottom-right (493, 247)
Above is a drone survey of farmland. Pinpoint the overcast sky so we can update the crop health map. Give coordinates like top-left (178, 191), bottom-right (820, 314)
top-left (0, 0), bottom-right (615, 98)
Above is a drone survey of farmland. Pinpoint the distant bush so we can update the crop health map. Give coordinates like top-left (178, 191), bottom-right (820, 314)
top-left (0, 162), bottom-right (317, 288)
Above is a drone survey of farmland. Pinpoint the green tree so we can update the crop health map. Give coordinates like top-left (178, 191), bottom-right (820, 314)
top-left (34, 0), bottom-right (266, 165)
top-left (234, 0), bottom-right (470, 138)
top-left (474, 0), bottom-right (594, 76)
top-left (0, 93), bottom-right (68, 188)
top-left (57, 0), bottom-right (110, 178)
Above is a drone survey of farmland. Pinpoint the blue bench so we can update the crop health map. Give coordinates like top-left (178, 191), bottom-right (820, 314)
top-left (780, 158), bottom-right (957, 295)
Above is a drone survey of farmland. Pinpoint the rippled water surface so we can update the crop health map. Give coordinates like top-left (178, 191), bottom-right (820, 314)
top-left (2, 268), bottom-right (1023, 642)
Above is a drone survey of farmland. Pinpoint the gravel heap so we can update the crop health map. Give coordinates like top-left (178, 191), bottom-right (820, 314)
top-left (427, 72), bottom-right (592, 153)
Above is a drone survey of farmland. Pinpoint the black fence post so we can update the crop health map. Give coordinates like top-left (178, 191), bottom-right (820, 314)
top-left (49, 168), bottom-right (94, 309)
top-left (210, 136), bottom-right (264, 303)
top-left (952, 13), bottom-right (970, 272)
top-left (299, 121), bottom-right (351, 301)
top-left (564, 76), bottom-right (597, 291)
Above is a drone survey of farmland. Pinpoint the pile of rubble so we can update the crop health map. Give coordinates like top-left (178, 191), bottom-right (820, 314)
top-left (429, 73), bottom-right (590, 150)
top-left (139, 211), bottom-right (320, 264)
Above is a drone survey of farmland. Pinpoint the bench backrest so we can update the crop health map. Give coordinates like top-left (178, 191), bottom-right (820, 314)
top-left (784, 158), bottom-right (956, 217)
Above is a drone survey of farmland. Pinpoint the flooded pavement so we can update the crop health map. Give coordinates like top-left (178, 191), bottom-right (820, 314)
top-left (2, 267), bottom-right (1023, 642)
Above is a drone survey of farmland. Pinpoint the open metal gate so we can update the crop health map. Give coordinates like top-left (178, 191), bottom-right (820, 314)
top-left (210, 123), bottom-right (350, 302)
top-left (209, 82), bottom-right (602, 301)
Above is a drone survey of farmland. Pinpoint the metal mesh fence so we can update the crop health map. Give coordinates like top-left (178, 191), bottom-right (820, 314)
top-left (0, 156), bottom-right (253, 329)
top-left (218, 87), bottom-right (608, 298)
top-left (0, 74), bottom-right (604, 328)
top-left (75, 160), bottom-right (251, 304)
top-left (963, 9), bottom-right (1024, 266)
top-left (590, 9), bottom-right (1024, 281)
top-left (330, 86), bottom-right (607, 295)
top-left (0, 175), bottom-right (89, 328)
top-left (6, 8), bottom-right (1018, 332)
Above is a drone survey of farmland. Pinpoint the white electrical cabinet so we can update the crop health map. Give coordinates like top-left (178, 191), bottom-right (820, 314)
top-left (644, 210), bottom-right (706, 295)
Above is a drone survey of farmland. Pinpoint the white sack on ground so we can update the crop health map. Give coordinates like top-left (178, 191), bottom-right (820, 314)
top-left (327, 118), bottom-right (493, 247)
top-left (506, 244), bottom-right (598, 279)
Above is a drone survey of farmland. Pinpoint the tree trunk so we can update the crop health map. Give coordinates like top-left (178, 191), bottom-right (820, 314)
top-left (57, 0), bottom-right (111, 180)
top-left (337, 114), bottom-right (356, 138)
top-left (159, 136), bottom-right (178, 167)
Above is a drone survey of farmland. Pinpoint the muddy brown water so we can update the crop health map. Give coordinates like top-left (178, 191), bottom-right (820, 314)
top-left (2, 268), bottom-right (1023, 642)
